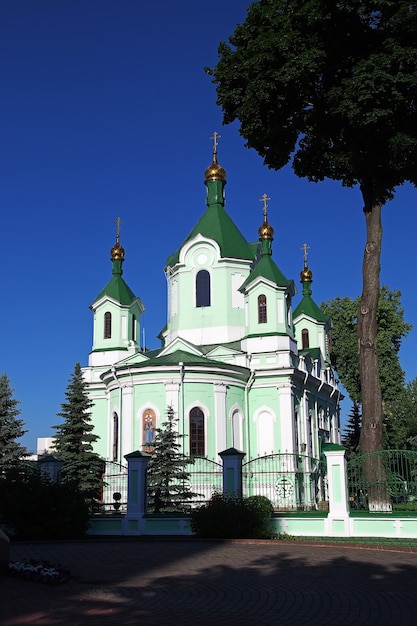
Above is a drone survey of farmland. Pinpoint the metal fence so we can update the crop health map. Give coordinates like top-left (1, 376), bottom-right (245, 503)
top-left (347, 450), bottom-right (417, 512)
top-left (185, 456), bottom-right (223, 505)
top-left (100, 461), bottom-right (129, 513)
top-left (243, 453), bottom-right (324, 510)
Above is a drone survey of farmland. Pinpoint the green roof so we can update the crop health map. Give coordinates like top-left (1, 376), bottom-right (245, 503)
top-left (92, 274), bottom-right (137, 306)
top-left (166, 204), bottom-right (255, 267)
top-left (239, 255), bottom-right (290, 291)
top-left (293, 295), bottom-right (329, 323)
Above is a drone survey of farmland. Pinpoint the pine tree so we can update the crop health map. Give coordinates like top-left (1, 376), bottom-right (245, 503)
top-left (342, 402), bottom-right (362, 457)
top-left (0, 373), bottom-right (27, 463)
top-left (53, 363), bottom-right (103, 507)
top-left (147, 406), bottom-right (197, 513)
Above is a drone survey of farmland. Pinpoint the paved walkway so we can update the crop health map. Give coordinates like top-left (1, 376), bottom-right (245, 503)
top-left (2, 539), bottom-right (417, 625)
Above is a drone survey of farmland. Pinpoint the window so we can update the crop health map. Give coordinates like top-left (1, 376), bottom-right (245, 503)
top-left (104, 311), bottom-right (112, 338)
top-left (131, 314), bottom-right (136, 342)
top-left (143, 409), bottom-right (156, 450)
top-left (112, 412), bottom-right (119, 461)
top-left (190, 407), bottom-right (205, 456)
top-left (302, 328), bottom-right (309, 349)
top-left (196, 270), bottom-right (211, 307)
top-left (258, 294), bottom-right (267, 323)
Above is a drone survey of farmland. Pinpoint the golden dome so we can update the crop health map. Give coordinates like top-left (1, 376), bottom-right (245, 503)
top-left (258, 221), bottom-right (274, 240)
top-left (111, 241), bottom-right (125, 260)
top-left (300, 267), bottom-right (313, 282)
top-left (204, 153), bottom-right (226, 182)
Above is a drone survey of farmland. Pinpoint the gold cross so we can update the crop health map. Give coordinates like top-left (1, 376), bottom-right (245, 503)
top-left (301, 242), bottom-right (310, 267)
top-left (115, 217), bottom-right (122, 241)
top-left (259, 194), bottom-right (271, 221)
top-left (210, 131), bottom-right (221, 154)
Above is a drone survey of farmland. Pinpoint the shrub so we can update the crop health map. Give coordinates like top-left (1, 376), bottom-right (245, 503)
top-left (0, 464), bottom-right (90, 539)
top-left (191, 493), bottom-right (273, 539)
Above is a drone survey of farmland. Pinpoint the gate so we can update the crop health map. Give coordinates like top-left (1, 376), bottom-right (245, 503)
top-left (185, 456), bottom-right (222, 505)
top-left (347, 450), bottom-right (417, 512)
top-left (243, 453), bottom-right (323, 510)
top-left (101, 461), bottom-right (128, 513)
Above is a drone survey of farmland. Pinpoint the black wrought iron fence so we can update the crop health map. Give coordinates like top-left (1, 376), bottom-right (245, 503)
top-left (100, 461), bottom-right (129, 513)
top-left (243, 453), bottom-right (323, 510)
top-left (347, 450), bottom-right (417, 512)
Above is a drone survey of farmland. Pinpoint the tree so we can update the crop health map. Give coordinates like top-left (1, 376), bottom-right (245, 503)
top-left (53, 363), bottom-right (103, 507)
top-left (209, 0), bottom-right (417, 462)
top-left (0, 373), bottom-right (27, 462)
top-left (321, 286), bottom-right (411, 404)
top-left (147, 406), bottom-right (197, 513)
top-left (384, 378), bottom-right (417, 450)
top-left (342, 402), bottom-right (362, 457)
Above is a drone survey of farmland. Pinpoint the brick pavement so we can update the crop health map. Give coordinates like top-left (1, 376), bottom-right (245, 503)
top-left (1, 539), bottom-right (417, 625)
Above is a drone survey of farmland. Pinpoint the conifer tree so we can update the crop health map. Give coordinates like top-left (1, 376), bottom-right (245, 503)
top-left (147, 406), bottom-right (197, 513)
top-left (342, 402), bottom-right (362, 457)
top-left (53, 363), bottom-right (103, 507)
top-left (0, 373), bottom-right (27, 462)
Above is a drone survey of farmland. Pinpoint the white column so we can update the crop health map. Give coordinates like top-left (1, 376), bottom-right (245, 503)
top-left (215, 383), bottom-right (227, 456)
top-left (121, 385), bottom-right (133, 458)
top-left (324, 444), bottom-right (350, 537)
top-left (277, 382), bottom-right (295, 453)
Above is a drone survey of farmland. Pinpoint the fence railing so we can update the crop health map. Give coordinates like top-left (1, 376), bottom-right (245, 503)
top-left (243, 453), bottom-right (324, 510)
top-left (100, 461), bottom-right (128, 513)
top-left (347, 450), bottom-right (417, 512)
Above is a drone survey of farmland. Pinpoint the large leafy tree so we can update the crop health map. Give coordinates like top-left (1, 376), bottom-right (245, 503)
top-left (384, 378), bottom-right (417, 450)
top-left (147, 406), bottom-right (197, 513)
top-left (53, 363), bottom-right (103, 507)
top-left (209, 0), bottom-right (417, 461)
top-left (321, 286), bottom-right (411, 404)
top-left (0, 373), bottom-right (27, 462)
top-left (341, 402), bottom-right (362, 457)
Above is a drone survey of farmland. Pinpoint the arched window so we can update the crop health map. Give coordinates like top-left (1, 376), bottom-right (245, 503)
top-left (190, 407), bottom-right (205, 456)
top-left (131, 314), bottom-right (136, 342)
top-left (112, 412), bottom-right (119, 461)
top-left (104, 311), bottom-right (112, 338)
top-left (302, 328), bottom-right (309, 349)
top-left (142, 409), bottom-right (156, 450)
top-left (196, 270), bottom-right (211, 307)
top-left (258, 294), bottom-right (267, 323)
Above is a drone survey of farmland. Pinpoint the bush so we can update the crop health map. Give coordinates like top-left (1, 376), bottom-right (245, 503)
top-left (0, 464), bottom-right (90, 539)
top-left (190, 493), bottom-right (273, 539)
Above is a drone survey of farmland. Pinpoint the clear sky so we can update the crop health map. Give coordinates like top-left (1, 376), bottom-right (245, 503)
top-left (1, 0), bottom-right (416, 453)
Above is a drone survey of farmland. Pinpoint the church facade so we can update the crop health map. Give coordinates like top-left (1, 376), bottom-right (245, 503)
top-left (82, 142), bottom-right (342, 476)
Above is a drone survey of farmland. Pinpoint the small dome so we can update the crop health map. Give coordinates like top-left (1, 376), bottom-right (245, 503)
top-left (300, 267), bottom-right (313, 282)
top-left (204, 153), bottom-right (226, 182)
top-left (258, 220), bottom-right (274, 240)
top-left (111, 241), bottom-right (125, 260)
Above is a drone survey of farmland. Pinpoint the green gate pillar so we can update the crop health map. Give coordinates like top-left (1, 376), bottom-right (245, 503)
top-left (123, 450), bottom-right (151, 535)
top-left (323, 444), bottom-right (350, 537)
top-left (219, 447), bottom-right (246, 499)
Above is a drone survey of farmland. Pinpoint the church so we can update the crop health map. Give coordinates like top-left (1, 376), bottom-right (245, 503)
top-left (82, 137), bottom-right (342, 472)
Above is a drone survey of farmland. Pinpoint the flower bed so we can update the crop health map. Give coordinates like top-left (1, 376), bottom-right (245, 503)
top-left (8, 558), bottom-right (70, 584)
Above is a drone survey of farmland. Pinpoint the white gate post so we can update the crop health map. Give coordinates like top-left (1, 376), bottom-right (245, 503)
top-left (323, 443), bottom-right (351, 537)
top-left (219, 447), bottom-right (246, 498)
top-left (123, 450), bottom-right (151, 535)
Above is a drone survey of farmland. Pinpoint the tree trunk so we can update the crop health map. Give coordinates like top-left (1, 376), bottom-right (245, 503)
top-left (357, 196), bottom-right (391, 511)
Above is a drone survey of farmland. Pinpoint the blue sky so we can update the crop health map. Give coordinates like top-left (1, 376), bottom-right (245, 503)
top-left (1, 0), bottom-right (416, 453)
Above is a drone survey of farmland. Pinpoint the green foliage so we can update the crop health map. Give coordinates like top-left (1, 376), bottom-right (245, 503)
top-left (53, 363), bottom-right (103, 508)
top-left (384, 377), bottom-right (417, 450)
top-left (342, 402), bottom-right (362, 456)
top-left (210, 0), bottom-right (417, 202)
top-left (191, 493), bottom-right (273, 539)
top-left (321, 287), bottom-right (411, 403)
top-left (0, 464), bottom-right (89, 539)
top-left (147, 406), bottom-right (197, 513)
top-left (0, 373), bottom-right (27, 462)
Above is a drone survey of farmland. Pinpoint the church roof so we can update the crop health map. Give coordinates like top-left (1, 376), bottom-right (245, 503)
top-left (165, 204), bottom-right (255, 268)
top-left (92, 274), bottom-right (138, 306)
top-left (293, 295), bottom-right (329, 323)
top-left (239, 254), bottom-right (291, 292)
